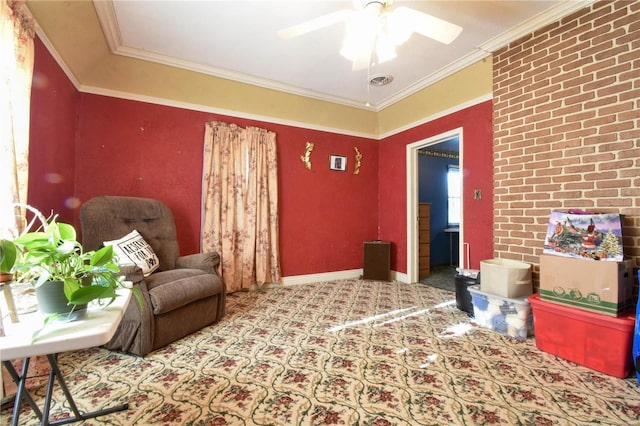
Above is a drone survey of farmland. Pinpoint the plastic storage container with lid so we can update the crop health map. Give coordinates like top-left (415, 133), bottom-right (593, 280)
top-left (468, 285), bottom-right (533, 340)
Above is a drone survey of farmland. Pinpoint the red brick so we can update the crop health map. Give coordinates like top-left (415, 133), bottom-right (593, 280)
top-left (600, 121), bottom-right (635, 134)
top-left (597, 179), bottom-right (632, 189)
top-left (597, 198), bottom-right (633, 207)
top-left (597, 81), bottom-right (633, 97)
top-left (536, 201), bottom-right (564, 209)
top-left (595, 62), bottom-right (638, 80)
top-left (584, 171), bottom-right (619, 181)
top-left (564, 110), bottom-right (597, 123)
top-left (583, 133), bottom-right (618, 145)
top-left (536, 184), bottom-right (562, 192)
top-left (583, 95), bottom-right (618, 109)
top-left (583, 57), bottom-right (616, 74)
top-left (526, 177), bottom-right (552, 185)
top-left (565, 182), bottom-right (595, 190)
top-left (599, 140), bottom-right (636, 152)
top-left (561, 55), bottom-right (594, 71)
top-left (594, 44), bottom-right (630, 61)
top-left (565, 128), bottom-right (598, 140)
top-left (551, 156), bottom-right (580, 167)
top-left (563, 91), bottom-right (596, 105)
top-left (580, 2), bottom-right (613, 24)
top-left (552, 191), bottom-right (582, 199)
top-left (564, 164), bottom-right (596, 174)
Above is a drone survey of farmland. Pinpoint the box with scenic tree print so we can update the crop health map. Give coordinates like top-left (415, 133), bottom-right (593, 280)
top-left (543, 211), bottom-right (623, 261)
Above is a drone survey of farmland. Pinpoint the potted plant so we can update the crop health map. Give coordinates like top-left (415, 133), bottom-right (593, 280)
top-left (1, 205), bottom-right (142, 328)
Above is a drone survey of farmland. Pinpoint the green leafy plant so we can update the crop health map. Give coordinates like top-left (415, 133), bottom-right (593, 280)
top-left (0, 238), bottom-right (17, 276)
top-left (1, 205), bottom-right (143, 329)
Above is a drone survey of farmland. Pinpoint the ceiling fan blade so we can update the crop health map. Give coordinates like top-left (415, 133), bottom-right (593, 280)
top-left (393, 7), bottom-right (462, 45)
top-left (277, 9), bottom-right (352, 39)
top-left (351, 47), bottom-right (372, 71)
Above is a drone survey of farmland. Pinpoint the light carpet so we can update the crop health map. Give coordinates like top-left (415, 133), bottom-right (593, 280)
top-left (3, 279), bottom-right (640, 425)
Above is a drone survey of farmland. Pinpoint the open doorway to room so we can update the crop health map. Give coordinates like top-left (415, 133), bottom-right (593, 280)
top-left (406, 128), bottom-right (463, 287)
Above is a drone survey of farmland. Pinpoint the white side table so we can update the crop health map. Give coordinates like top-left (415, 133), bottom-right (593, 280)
top-left (1, 291), bottom-right (131, 426)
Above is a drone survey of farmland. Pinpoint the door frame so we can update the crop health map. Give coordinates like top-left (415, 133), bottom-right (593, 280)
top-left (406, 127), bottom-right (464, 283)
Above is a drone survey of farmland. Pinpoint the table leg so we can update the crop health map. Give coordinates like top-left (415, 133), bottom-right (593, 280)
top-left (3, 358), bottom-right (44, 426)
top-left (3, 355), bottom-right (128, 426)
top-left (1, 282), bottom-right (18, 323)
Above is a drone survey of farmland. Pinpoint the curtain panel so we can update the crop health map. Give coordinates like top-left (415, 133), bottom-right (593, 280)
top-left (202, 121), bottom-right (281, 293)
top-left (0, 0), bottom-right (40, 400)
top-left (0, 0), bottom-right (35, 238)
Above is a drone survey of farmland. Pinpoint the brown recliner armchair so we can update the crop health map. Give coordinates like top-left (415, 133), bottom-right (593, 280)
top-left (80, 196), bottom-right (226, 356)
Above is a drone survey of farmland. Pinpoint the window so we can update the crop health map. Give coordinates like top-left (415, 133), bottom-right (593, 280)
top-left (447, 165), bottom-right (460, 226)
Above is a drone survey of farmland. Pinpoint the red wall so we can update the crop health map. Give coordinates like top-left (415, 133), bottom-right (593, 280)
top-left (28, 35), bottom-right (493, 279)
top-left (378, 101), bottom-right (494, 272)
top-left (73, 95), bottom-right (379, 277)
top-left (28, 37), bottom-right (79, 225)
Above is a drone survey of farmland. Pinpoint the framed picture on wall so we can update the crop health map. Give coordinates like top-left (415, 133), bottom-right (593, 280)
top-left (330, 155), bottom-right (347, 171)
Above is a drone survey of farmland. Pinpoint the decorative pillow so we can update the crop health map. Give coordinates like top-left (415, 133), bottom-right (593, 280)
top-left (103, 230), bottom-right (160, 277)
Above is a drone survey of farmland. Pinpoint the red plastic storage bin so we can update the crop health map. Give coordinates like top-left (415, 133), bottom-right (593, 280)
top-left (529, 293), bottom-right (636, 378)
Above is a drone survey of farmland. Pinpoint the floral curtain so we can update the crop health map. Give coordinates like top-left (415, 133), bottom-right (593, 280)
top-left (202, 121), bottom-right (281, 292)
top-left (0, 0), bottom-right (38, 399)
top-left (0, 0), bottom-right (35, 238)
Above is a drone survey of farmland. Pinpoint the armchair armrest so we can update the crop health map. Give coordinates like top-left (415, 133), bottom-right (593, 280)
top-left (109, 264), bottom-right (154, 356)
top-left (176, 252), bottom-right (221, 275)
top-left (118, 265), bottom-right (145, 285)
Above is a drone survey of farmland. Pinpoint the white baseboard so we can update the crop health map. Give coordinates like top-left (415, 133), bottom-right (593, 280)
top-left (280, 269), bottom-right (410, 286)
top-left (281, 269), bottom-right (362, 286)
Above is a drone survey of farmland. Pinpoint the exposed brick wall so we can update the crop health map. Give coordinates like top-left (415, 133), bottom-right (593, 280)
top-left (493, 0), bottom-right (640, 288)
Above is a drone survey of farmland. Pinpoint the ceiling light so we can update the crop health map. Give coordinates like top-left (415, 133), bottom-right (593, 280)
top-left (369, 74), bottom-right (393, 86)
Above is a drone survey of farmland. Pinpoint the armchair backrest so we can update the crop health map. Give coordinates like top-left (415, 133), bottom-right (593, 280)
top-left (80, 196), bottom-right (180, 271)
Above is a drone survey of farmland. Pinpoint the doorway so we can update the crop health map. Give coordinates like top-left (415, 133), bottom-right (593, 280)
top-left (406, 128), bottom-right (463, 284)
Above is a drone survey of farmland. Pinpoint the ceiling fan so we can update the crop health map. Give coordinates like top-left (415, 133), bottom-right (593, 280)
top-left (278, 0), bottom-right (463, 71)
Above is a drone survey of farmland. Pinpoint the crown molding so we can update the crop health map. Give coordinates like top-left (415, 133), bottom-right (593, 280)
top-left (480, 0), bottom-right (597, 53)
top-left (93, 0), bottom-right (595, 112)
top-left (92, 0), bottom-right (121, 54)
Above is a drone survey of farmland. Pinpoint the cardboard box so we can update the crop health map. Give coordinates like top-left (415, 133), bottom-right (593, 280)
top-left (480, 258), bottom-right (532, 298)
top-left (543, 211), bottom-right (623, 261)
top-left (468, 285), bottom-right (533, 340)
top-left (539, 254), bottom-right (633, 316)
top-left (529, 294), bottom-right (635, 378)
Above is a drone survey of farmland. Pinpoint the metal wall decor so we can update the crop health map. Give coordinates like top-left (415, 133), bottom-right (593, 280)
top-left (300, 141), bottom-right (314, 170)
top-left (353, 147), bottom-right (362, 174)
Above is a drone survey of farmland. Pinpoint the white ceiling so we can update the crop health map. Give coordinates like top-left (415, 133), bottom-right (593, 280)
top-left (94, 1), bottom-right (591, 111)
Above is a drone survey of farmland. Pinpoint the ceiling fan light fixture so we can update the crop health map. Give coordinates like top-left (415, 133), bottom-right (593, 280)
top-left (281, 0), bottom-right (462, 71)
top-left (339, 11), bottom-right (378, 61)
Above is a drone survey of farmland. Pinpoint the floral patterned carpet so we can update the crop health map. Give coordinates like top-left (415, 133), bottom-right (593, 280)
top-left (3, 279), bottom-right (640, 425)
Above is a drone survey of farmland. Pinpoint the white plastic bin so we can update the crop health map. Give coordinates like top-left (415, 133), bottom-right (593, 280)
top-left (480, 258), bottom-right (532, 298)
